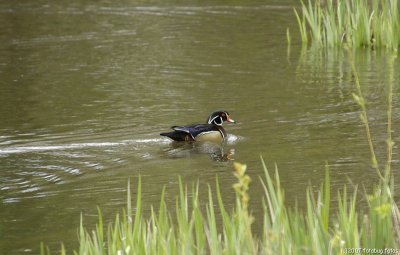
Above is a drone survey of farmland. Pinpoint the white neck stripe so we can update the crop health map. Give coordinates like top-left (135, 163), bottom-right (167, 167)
top-left (208, 115), bottom-right (219, 124)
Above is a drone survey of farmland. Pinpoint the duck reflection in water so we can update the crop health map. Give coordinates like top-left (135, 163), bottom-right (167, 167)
top-left (162, 141), bottom-right (235, 162)
top-left (160, 110), bottom-right (237, 161)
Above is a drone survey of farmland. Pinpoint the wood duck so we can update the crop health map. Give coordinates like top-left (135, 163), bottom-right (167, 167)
top-left (160, 111), bottom-right (236, 142)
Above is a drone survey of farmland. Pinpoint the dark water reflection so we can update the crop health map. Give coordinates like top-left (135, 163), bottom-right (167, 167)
top-left (162, 140), bottom-right (237, 161)
top-left (0, 1), bottom-right (399, 254)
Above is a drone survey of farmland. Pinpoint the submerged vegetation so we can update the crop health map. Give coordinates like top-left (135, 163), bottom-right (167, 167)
top-left (294, 0), bottom-right (400, 50)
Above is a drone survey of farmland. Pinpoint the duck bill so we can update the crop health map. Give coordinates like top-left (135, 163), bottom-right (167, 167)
top-left (227, 116), bottom-right (236, 124)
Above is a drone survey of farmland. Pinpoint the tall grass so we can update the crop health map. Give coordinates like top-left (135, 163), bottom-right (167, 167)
top-left (295, 0), bottom-right (400, 51)
top-left (40, 159), bottom-right (400, 255)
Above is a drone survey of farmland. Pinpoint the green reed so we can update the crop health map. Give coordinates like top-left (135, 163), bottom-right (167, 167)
top-left (295, 0), bottom-right (400, 50)
top-left (40, 157), bottom-right (399, 255)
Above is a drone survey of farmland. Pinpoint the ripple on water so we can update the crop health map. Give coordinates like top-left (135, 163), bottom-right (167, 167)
top-left (226, 134), bottom-right (243, 145)
top-left (0, 138), bottom-right (170, 156)
top-left (3, 197), bottom-right (20, 204)
top-left (0, 137), bottom-right (174, 203)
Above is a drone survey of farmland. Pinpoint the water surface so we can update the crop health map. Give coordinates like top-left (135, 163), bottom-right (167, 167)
top-left (0, 1), bottom-right (399, 253)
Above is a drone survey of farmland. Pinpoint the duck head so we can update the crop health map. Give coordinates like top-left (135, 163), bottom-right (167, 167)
top-left (207, 111), bottom-right (236, 126)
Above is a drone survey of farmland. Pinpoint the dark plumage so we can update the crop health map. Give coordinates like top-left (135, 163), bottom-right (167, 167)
top-left (160, 111), bottom-right (235, 142)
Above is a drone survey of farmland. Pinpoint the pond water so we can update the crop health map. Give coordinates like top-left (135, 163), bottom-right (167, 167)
top-left (1, 0), bottom-right (399, 254)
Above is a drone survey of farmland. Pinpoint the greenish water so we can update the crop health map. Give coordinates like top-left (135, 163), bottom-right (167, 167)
top-left (0, 1), bottom-right (399, 254)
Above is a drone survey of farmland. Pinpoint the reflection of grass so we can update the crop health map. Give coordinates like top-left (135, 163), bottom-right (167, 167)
top-left (347, 45), bottom-right (380, 177)
top-left (295, 0), bottom-right (400, 50)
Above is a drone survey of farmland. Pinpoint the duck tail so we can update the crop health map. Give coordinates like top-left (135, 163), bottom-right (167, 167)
top-left (160, 131), bottom-right (190, 141)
